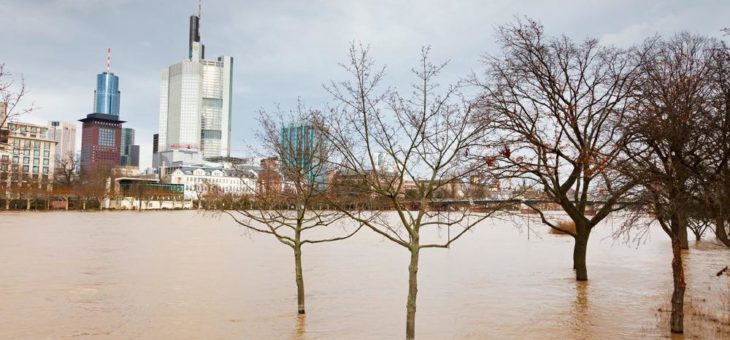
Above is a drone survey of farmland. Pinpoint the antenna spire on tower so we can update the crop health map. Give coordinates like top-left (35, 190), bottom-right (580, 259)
top-left (106, 48), bottom-right (111, 73)
top-left (198, 0), bottom-right (202, 18)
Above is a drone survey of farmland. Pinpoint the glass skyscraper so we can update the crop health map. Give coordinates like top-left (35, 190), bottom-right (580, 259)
top-left (120, 127), bottom-right (135, 165)
top-left (94, 72), bottom-right (120, 116)
top-left (281, 124), bottom-right (319, 182)
top-left (158, 8), bottom-right (233, 159)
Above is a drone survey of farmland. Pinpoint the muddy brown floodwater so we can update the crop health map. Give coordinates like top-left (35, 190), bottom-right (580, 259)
top-left (0, 211), bottom-right (728, 339)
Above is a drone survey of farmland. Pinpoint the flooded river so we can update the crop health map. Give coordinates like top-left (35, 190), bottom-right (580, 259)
top-left (0, 211), bottom-right (727, 339)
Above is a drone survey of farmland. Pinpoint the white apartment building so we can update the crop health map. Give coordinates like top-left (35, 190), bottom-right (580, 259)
top-left (1, 121), bottom-right (57, 186)
top-left (167, 166), bottom-right (257, 201)
top-left (158, 11), bottom-right (232, 159)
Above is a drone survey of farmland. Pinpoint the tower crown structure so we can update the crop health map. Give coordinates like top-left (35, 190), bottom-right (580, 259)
top-left (188, 1), bottom-right (204, 61)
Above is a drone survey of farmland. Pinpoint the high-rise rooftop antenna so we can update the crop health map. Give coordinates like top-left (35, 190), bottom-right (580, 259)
top-left (106, 48), bottom-right (111, 73)
top-left (198, 0), bottom-right (202, 18)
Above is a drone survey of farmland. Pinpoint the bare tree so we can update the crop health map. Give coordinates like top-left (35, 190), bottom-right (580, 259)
top-left (54, 151), bottom-right (78, 187)
top-left (324, 44), bottom-right (503, 340)
top-left (699, 39), bottom-right (730, 247)
top-left (688, 217), bottom-right (712, 241)
top-left (219, 104), bottom-right (361, 315)
top-left (0, 64), bottom-right (34, 132)
top-left (473, 19), bottom-right (641, 281)
top-left (77, 165), bottom-right (112, 210)
top-left (622, 33), bottom-right (718, 334)
top-left (51, 151), bottom-right (79, 209)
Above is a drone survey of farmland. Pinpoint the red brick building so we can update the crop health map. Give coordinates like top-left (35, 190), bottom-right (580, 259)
top-left (79, 113), bottom-right (125, 174)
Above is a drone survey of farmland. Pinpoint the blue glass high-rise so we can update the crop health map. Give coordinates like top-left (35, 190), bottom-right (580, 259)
top-left (94, 72), bottom-right (120, 115)
top-left (281, 124), bottom-right (320, 183)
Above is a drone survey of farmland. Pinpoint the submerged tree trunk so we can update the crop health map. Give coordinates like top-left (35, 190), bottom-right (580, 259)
top-left (679, 221), bottom-right (689, 250)
top-left (573, 223), bottom-right (590, 281)
top-left (691, 227), bottom-right (701, 242)
top-left (294, 244), bottom-right (305, 314)
top-left (716, 216), bottom-right (730, 247)
top-left (670, 236), bottom-right (686, 333)
top-left (406, 246), bottom-right (419, 340)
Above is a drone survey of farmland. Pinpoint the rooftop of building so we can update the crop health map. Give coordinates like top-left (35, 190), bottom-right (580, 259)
top-left (7, 121), bottom-right (50, 129)
top-left (79, 113), bottom-right (126, 123)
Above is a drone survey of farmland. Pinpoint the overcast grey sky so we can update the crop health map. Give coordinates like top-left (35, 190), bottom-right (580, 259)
top-left (1, 0), bottom-right (728, 169)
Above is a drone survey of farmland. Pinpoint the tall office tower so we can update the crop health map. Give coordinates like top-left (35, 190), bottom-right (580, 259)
top-left (47, 121), bottom-right (76, 162)
top-left (80, 51), bottom-right (125, 173)
top-left (94, 48), bottom-right (120, 116)
top-left (158, 5), bottom-right (233, 159)
top-left (120, 127), bottom-right (135, 165)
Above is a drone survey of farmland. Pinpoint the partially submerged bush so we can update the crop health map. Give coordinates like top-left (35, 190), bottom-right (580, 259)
top-left (549, 220), bottom-right (576, 235)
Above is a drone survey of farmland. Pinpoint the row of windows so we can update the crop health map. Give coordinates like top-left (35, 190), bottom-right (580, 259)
top-left (202, 97), bottom-right (223, 109)
top-left (9, 156), bottom-right (50, 164)
top-left (9, 125), bottom-right (48, 137)
top-left (11, 157), bottom-right (50, 165)
top-left (0, 164), bottom-right (49, 175)
top-left (12, 149), bottom-right (50, 158)
top-left (185, 185), bottom-right (250, 193)
top-left (183, 176), bottom-right (241, 185)
top-left (0, 172), bottom-right (52, 182)
top-left (201, 129), bottom-right (221, 139)
top-left (12, 139), bottom-right (52, 150)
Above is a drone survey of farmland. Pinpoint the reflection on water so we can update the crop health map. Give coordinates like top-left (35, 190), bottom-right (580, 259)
top-left (293, 314), bottom-right (306, 340)
top-left (0, 211), bottom-right (727, 339)
top-left (570, 282), bottom-right (590, 336)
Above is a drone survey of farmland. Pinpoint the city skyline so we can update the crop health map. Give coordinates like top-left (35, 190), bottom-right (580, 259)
top-left (1, 0), bottom-right (728, 170)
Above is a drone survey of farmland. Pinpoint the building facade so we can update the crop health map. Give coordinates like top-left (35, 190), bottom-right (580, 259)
top-left (152, 133), bottom-right (159, 154)
top-left (80, 113), bottom-right (124, 173)
top-left (128, 145), bottom-right (140, 168)
top-left (153, 148), bottom-right (205, 169)
top-left (47, 121), bottom-right (76, 163)
top-left (281, 123), bottom-right (320, 182)
top-left (158, 9), bottom-right (233, 159)
top-left (167, 166), bottom-right (256, 201)
top-left (120, 127), bottom-right (139, 167)
top-left (0, 121), bottom-right (57, 188)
